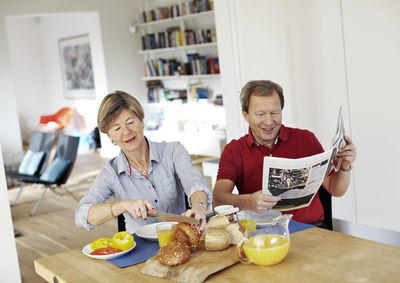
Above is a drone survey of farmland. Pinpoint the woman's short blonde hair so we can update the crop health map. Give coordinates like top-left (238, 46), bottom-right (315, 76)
top-left (97, 91), bottom-right (144, 133)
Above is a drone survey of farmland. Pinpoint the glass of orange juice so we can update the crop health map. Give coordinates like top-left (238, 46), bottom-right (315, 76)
top-left (156, 223), bottom-right (175, 248)
top-left (237, 214), bottom-right (292, 265)
top-left (237, 210), bottom-right (256, 231)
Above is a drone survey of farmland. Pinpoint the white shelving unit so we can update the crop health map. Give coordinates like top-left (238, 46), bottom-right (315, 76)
top-left (132, 0), bottom-right (224, 157)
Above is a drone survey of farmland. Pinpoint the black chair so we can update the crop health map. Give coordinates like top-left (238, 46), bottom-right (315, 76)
top-left (319, 186), bottom-right (333, 230)
top-left (10, 134), bottom-right (80, 216)
top-left (7, 131), bottom-right (55, 203)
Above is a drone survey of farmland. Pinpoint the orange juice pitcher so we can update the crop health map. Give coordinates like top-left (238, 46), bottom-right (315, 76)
top-left (237, 214), bottom-right (292, 266)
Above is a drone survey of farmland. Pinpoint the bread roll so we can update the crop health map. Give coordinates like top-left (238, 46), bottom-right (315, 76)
top-left (205, 228), bottom-right (231, 251)
top-left (173, 222), bottom-right (200, 249)
top-left (225, 223), bottom-right (244, 245)
top-left (157, 241), bottom-right (191, 266)
top-left (205, 215), bottom-right (230, 229)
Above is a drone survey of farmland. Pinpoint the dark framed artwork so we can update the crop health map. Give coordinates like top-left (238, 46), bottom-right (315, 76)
top-left (58, 34), bottom-right (95, 98)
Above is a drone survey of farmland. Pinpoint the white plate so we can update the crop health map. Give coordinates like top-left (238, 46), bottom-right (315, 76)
top-left (237, 209), bottom-right (282, 220)
top-left (135, 222), bottom-right (177, 241)
top-left (81, 241), bottom-right (136, 260)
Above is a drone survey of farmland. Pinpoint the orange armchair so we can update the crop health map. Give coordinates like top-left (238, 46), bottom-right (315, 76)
top-left (39, 107), bottom-right (73, 130)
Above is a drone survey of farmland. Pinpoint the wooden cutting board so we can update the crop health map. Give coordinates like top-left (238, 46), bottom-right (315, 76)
top-left (141, 246), bottom-right (239, 283)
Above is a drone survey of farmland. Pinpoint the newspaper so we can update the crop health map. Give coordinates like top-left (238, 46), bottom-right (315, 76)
top-left (262, 107), bottom-right (346, 211)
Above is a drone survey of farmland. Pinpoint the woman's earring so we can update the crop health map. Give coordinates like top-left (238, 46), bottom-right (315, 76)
top-left (110, 140), bottom-right (116, 145)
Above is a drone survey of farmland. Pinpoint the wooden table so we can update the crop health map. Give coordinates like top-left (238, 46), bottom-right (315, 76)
top-left (34, 228), bottom-right (400, 282)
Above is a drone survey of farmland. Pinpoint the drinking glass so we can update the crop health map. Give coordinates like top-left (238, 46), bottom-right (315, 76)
top-left (156, 223), bottom-right (175, 248)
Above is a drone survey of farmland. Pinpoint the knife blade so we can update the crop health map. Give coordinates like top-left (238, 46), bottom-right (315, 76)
top-left (148, 210), bottom-right (199, 225)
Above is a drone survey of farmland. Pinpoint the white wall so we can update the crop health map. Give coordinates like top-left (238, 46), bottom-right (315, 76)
top-left (0, 144), bottom-right (21, 283)
top-left (40, 12), bottom-right (108, 133)
top-left (341, 0), bottom-right (400, 231)
top-left (0, 0), bottom-right (144, 160)
top-left (5, 17), bottom-right (47, 143)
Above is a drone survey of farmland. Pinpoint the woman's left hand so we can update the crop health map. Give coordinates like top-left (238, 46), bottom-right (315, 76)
top-left (182, 206), bottom-right (206, 234)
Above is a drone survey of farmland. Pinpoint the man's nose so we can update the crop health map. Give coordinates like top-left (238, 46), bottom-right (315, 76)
top-left (263, 114), bottom-right (273, 125)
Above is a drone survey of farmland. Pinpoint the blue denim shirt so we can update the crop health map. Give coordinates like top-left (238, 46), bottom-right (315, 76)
top-left (75, 139), bottom-right (212, 233)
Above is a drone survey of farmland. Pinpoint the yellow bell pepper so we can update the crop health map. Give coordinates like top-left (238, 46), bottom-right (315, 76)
top-left (111, 231), bottom-right (134, 251)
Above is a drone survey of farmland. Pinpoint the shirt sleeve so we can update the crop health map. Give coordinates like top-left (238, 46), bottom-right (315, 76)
top-left (217, 141), bottom-right (240, 183)
top-left (75, 164), bottom-right (115, 231)
top-left (169, 142), bottom-right (212, 209)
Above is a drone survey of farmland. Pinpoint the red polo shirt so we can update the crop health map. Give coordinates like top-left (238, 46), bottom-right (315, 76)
top-left (217, 124), bottom-right (325, 224)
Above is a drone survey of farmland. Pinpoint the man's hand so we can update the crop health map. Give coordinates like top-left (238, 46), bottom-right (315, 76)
top-left (337, 135), bottom-right (357, 169)
top-left (245, 191), bottom-right (280, 214)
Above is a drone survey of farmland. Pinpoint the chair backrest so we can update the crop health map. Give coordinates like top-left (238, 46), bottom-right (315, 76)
top-left (53, 134), bottom-right (80, 185)
top-left (319, 186), bottom-right (333, 230)
top-left (117, 214), bottom-right (126, 232)
top-left (40, 107), bottom-right (73, 129)
top-left (28, 131), bottom-right (56, 175)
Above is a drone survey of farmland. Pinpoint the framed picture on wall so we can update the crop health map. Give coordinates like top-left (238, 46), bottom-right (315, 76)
top-left (58, 34), bottom-right (95, 99)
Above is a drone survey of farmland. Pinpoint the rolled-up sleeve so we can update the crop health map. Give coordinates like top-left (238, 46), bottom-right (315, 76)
top-left (75, 165), bottom-right (115, 231)
top-left (170, 142), bottom-right (212, 209)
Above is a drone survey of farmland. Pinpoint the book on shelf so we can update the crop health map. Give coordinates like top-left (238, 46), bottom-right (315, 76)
top-left (139, 0), bottom-right (214, 23)
top-left (187, 83), bottom-right (210, 102)
top-left (146, 80), bottom-right (164, 103)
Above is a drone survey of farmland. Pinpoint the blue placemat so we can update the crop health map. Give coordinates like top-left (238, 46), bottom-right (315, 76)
top-left (107, 234), bottom-right (159, 267)
top-left (289, 219), bottom-right (315, 233)
top-left (107, 219), bottom-right (314, 268)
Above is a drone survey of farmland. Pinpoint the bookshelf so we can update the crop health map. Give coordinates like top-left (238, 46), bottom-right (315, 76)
top-left (132, 0), bottom-right (219, 83)
top-left (132, 0), bottom-right (224, 157)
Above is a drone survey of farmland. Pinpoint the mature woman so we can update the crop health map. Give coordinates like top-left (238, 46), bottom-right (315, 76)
top-left (75, 91), bottom-right (211, 234)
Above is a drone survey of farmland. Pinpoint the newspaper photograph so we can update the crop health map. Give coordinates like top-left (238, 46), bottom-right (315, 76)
top-left (262, 106), bottom-right (346, 211)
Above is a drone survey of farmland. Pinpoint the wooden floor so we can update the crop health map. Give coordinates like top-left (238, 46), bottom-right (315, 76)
top-left (8, 152), bottom-right (117, 283)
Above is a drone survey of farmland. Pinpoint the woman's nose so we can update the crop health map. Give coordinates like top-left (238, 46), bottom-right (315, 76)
top-left (121, 124), bottom-right (133, 135)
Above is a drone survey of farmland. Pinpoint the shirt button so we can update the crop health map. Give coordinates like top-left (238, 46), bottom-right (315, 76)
top-left (155, 199), bottom-right (158, 203)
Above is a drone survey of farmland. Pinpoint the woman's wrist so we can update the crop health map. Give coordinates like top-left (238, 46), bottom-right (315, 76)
top-left (110, 202), bottom-right (117, 218)
top-left (191, 201), bottom-right (208, 213)
top-left (110, 200), bottom-right (125, 218)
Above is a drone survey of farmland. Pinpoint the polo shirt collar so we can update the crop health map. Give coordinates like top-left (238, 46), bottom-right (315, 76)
top-left (246, 124), bottom-right (289, 147)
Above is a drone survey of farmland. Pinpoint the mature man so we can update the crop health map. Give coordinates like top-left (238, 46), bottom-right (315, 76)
top-left (213, 80), bottom-right (357, 226)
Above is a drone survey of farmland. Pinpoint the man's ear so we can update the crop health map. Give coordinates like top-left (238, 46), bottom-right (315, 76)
top-left (242, 110), bottom-right (249, 123)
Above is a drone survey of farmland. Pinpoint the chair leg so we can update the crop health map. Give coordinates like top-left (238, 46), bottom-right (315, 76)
top-left (62, 186), bottom-right (80, 202)
top-left (50, 185), bottom-right (79, 202)
top-left (11, 182), bottom-right (26, 206)
top-left (30, 185), bottom-right (49, 216)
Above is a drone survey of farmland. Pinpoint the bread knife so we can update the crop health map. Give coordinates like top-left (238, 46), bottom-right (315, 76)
top-left (148, 210), bottom-right (199, 225)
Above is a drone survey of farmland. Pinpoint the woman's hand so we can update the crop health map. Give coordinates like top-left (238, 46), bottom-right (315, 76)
top-left (182, 205), bottom-right (207, 234)
top-left (122, 199), bottom-right (155, 220)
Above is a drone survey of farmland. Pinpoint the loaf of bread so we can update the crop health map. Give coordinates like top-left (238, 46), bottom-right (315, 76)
top-left (157, 241), bottom-right (191, 266)
top-left (173, 222), bottom-right (200, 249)
top-left (205, 215), bottom-right (230, 229)
top-left (225, 223), bottom-right (245, 245)
top-left (204, 228), bottom-right (231, 251)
